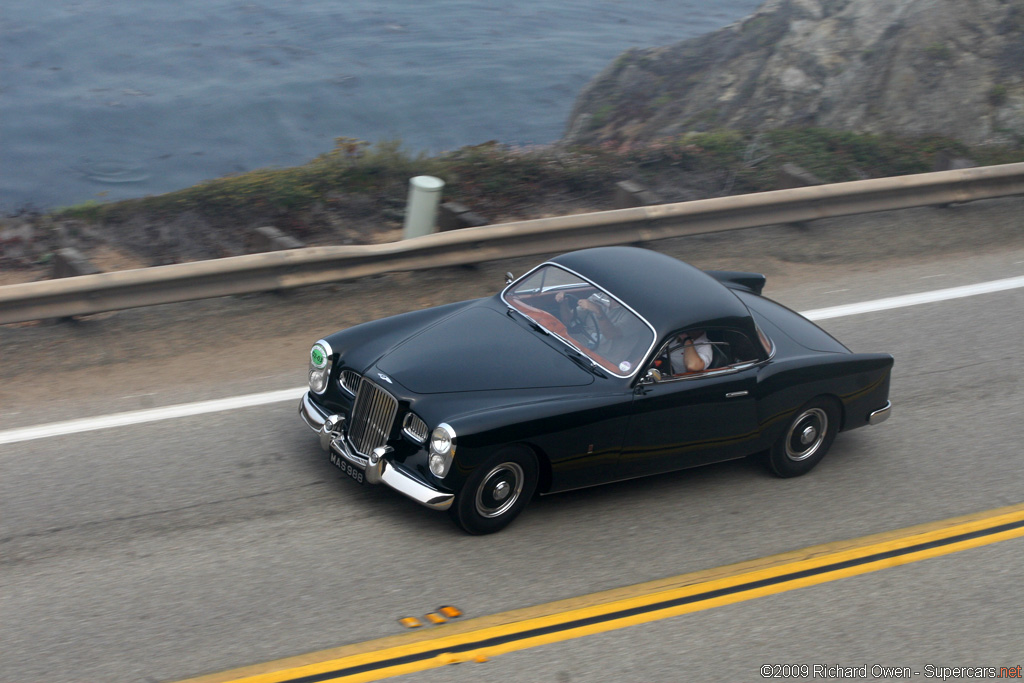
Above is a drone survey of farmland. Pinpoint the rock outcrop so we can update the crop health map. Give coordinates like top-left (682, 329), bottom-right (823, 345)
top-left (564, 0), bottom-right (1024, 147)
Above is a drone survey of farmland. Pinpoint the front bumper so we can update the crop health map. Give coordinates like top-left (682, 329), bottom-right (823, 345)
top-left (299, 392), bottom-right (454, 511)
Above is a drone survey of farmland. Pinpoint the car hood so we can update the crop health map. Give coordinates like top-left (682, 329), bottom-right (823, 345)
top-left (374, 305), bottom-right (595, 394)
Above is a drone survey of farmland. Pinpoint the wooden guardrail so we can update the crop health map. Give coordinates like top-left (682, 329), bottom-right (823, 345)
top-left (1, 163), bottom-right (1022, 324)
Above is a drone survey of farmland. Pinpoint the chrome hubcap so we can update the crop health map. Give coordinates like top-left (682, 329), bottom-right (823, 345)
top-left (475, 462), bottom-right (524, 519)
top-left (786, 408), bottom-right (828, 462)
top-left (800, 425), bottom-right (817, 445)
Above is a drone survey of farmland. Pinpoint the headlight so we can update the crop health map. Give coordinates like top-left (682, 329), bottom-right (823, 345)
top-left (308, 340), bottom-right (333, 394)
top-left (428, 423), bottom-right (456, 477)
top-left (309, 367), bottom-right (328, 393)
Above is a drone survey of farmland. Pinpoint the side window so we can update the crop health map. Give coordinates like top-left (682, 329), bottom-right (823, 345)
top-left (649, 327), bottom-right (764, 380)
top-left (715, 329), bottom-right (761, 364)
top-left (651, 329), bottom-right (716, 376)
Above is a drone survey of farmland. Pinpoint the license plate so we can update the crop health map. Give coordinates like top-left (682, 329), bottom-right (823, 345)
top-left (329, 451), bottom-right (364, 484)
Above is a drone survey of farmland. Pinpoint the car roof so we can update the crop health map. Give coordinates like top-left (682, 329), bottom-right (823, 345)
top-left (548, 247), bottom-right (754, 336)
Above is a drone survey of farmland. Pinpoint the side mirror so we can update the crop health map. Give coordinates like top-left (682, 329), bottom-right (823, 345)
top-left (640, 368), bottom-right (662, 385)
top-left (505, 272), bottom-right (514, 285)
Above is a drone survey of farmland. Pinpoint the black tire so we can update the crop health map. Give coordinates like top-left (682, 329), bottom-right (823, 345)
top-left (449, 447), bottom-right (538, 535)
top-left (767, 397), bottom-right (840, 478)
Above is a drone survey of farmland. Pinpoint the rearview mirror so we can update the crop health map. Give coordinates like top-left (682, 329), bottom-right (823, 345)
top-left (505, 272), bottom-right (514, 285)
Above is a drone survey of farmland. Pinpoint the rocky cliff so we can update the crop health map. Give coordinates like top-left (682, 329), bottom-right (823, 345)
top-left (564, 0), bottom-right (1024, 147)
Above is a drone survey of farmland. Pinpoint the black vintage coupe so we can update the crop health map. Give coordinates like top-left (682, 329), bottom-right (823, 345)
top-left (299, 247), bottom-right (892, 534)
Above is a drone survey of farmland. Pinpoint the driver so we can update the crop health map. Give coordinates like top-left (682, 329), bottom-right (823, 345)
top-left (555, 291), bottom-right (638, 365)
top-left (556, 291), bottom-right (624, 342)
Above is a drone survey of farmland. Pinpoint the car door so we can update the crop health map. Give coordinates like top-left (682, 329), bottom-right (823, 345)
top-left (618, 363), bottom-right (760, 479)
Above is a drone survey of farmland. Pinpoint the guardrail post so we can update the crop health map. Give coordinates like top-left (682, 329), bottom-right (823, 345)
top-left (248, 226), bottom-right (305, 252)
top-left (776, 163), bottom-right (825, 189)
top-left (403, 176), bottom-right (445, 240)
top-left (614, 180), bottom-right (663, 208)
top-left (438, 202), bottom-right (488, 231)
top-left (52, 248), bottom-right (100, 279)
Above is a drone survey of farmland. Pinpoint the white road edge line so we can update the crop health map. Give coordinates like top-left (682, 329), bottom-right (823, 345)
top-left (2, 275), bottom-right (1023, 446)
top-left (801, 274), bottom-right (1024, 321)
top-left (0, 388), bottom-right (306, 446)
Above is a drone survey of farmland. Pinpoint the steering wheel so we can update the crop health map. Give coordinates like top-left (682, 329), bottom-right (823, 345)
top-left (568, 299), bottom-right (602, 350)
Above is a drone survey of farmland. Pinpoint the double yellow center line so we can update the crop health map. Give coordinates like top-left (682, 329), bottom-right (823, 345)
top-left (181, 503), bottom-right (1024, 683)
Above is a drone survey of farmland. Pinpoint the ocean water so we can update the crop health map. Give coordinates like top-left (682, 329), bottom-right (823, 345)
top-left (0, 0), bottom-right (762, 211)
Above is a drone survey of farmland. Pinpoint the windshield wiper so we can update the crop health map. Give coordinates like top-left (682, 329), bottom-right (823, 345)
top-left (563, 346), bottom-right (608, 377)
top-left (507, 306), bottom-right (606, 376)
top-left (507, 306), bottom-right (550, 335)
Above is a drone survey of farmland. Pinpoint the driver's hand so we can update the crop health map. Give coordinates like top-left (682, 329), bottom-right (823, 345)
top-left (578, 299), bottom-right (598, 313)
top-left (555, 291), bottom-right (564, 303)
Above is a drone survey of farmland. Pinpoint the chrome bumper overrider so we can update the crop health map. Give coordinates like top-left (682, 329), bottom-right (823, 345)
top-left (868, 401), bottom-right (892, 426)
top-left (298, 393), bottom-right (454, 511)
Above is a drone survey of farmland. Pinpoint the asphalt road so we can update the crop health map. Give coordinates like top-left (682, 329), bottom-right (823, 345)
top-left (2, 199), bottom-right (1023, 682)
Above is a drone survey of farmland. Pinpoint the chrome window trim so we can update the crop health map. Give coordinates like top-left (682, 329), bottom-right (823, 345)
top-left (651, 359), bottom-right (759, 384)
top-left (754, 320), bottom-right (776, 360)
top-left (500, 262), bottom-right (658, 380)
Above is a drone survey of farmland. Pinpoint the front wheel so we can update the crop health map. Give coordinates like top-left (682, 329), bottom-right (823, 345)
top-left (449, 448), bottom-right (538, 534)
top-left (767, 397), bottom-right (840, 478)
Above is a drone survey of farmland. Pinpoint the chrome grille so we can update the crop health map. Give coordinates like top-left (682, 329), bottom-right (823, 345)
top-left (402, 412), bottom-right (429, 442)
top-left (349, 377), bottom-right (398, 456)
top-left (339, 369), bottom-right (360, 395)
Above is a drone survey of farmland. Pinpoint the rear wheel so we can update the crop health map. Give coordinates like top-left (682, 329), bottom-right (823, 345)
top-left (767, 397), bottom-right (840, 477)
top-left (449, 448), bottom-right (538, 534)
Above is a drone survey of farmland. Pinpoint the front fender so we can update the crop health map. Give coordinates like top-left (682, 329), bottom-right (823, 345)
top-left (432, 389), bottom-right (632, 493)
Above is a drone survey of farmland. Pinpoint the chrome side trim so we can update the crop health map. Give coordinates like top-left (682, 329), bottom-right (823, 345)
top-left (869, 401), bottom-right (892, 426)
top-left (725, 390), bottom-right (749, 398)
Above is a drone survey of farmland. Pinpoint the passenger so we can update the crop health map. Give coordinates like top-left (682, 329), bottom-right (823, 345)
top-left (670, 330), bottom-right (713, 373)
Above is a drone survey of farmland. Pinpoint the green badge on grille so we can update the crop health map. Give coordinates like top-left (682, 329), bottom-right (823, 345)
top-left (311, 345), bottom-right (326, 368)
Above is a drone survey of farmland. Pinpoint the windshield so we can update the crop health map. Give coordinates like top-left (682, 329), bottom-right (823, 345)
top-left (501, 264), bottom-right (656, 377)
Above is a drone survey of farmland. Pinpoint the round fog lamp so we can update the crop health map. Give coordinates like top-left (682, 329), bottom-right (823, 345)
top-left (429, 453), bottom-right (448, 477)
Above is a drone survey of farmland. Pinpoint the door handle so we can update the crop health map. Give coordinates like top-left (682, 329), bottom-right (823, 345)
top-left (725, 391), bottom-right (749, 398)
